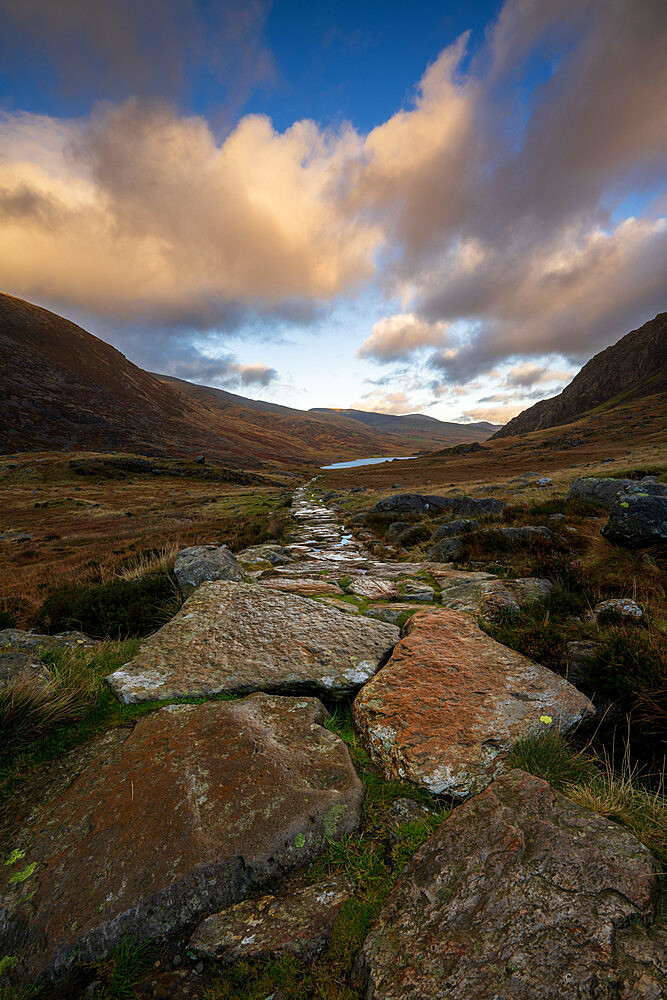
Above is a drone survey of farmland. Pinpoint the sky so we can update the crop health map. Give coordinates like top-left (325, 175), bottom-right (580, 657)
top-left (1, 0), bottom-right (665, 424)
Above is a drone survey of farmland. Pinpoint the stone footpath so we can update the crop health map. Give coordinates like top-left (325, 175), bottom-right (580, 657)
top-left (1, 482), bottom-right (664, 997)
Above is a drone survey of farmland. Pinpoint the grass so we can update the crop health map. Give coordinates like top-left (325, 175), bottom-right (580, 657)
top-left (0, 640), bottom-right (139, 800)
top-left (509, 730), bottom-right (667, 864)
top-left (33, 572), bottom-right (182, 640)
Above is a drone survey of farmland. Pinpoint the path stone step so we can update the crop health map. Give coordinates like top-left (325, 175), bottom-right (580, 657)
top-left (353, 608), bottom-right (592, 797)
top-left (106, 581), bottom-right (400, 703)
top-left (357, 770), bottom-right (664, 999)
top-left (0, 694), bottom-right (363, 985)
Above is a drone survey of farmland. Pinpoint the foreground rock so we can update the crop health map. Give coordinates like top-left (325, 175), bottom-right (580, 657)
top-left (0, 694), bottom-right (363, 984)
top-left (357, 770), bottom-right (664, 1000)
top-left (353, 609), bottom-right (592, 797)
top-left (174, 544), bottom-right (245, 597)
top-left (190, 876), bottom-right (353, 964)
top-left (107, 581), bottom-right (399, 703)
top-left (602, 491), bottom-right (667, 548)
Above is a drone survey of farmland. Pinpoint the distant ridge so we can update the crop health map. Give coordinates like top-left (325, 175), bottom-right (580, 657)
top-left (0, 293), bottom-right (495, 466)
top-left (310, 408), bottom-right (500, 447)
top-left (493, 313), bottom-right (667, 439)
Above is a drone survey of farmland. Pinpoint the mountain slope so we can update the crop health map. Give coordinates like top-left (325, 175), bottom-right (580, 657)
top-left (0, 293), bottom-right (457, 466)
top-left (494, 313), bottom-right (667, 439)
top-left (310, 408), bottom-right (500, 446)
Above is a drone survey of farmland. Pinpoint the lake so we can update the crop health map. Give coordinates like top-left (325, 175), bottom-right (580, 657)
top-left (320, 455), bottom-right (417, 470)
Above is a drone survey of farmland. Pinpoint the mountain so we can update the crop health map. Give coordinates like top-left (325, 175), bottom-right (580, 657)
top-left (310, 408), bottom-right (500, 447)
top-left (493, 313), bottom-right (667, 439)
top-left (0, 293), bottom-right (484, 467)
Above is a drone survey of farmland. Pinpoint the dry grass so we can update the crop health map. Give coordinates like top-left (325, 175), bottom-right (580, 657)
top-left (0, 650), bottom-right (97, 751)
top-left (104, 543), bottom-right (181, 583)
top-left (566, 751), bottom-right (667, 864)
top-left (586, 535), bottom-right (666, 611)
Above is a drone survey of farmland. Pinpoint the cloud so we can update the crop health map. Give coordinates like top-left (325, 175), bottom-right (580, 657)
top-left (160, 347), bottom-right (277, 389)
top-left (357, 313), bottom-right (448, 360)
top-left (457, 405), bottom-right (521, 425)
top-left (0, 0), bottom-right (665, 390)
top-left (0, 100), bottom-right (379, 325)
top-left (353, 390), bottom-right (416, 415)
top-left (353, 0), bottom-right (667, 378)
top-left (504, 362), bottom-right (575, 388)
top-left (0, 0), bottom-right (275, 112)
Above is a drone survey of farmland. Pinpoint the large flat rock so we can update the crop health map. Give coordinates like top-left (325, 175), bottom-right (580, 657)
top-left (0, 694), bottom-right (363, 984)
top-left (106, 581), bottom-right (399, 703)
top-left (353, 609), bottom-right (592, 797)
top-left (357, 770), bottom-right (664, 999)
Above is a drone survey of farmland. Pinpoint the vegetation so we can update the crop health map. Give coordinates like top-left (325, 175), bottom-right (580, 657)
top-left (34, 572), bottom-right (181, 639)
top-left (508, 730), bottom-right (667, 864)
top-left (0, 641), bottom-right (139, 799)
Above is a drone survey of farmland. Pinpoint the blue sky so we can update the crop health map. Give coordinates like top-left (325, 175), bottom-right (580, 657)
top-left (0, 0), bottom-right (665, 423)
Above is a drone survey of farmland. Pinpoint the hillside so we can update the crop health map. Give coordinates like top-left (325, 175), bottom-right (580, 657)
top-left (0, 293), bottom-right (500, 467)
top-left (310, 408), bottom-right (499, 446)
top-left (494, 313), bottom-right (666, 438)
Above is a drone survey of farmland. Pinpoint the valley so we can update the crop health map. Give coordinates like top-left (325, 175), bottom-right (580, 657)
top-left (0, 302), bottom-right (665, 1000)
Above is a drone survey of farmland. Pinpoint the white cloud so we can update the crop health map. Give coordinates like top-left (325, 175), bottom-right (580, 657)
top-left (357, 313), bottom-right (448, 361)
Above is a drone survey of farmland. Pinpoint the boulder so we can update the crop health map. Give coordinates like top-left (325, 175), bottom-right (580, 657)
top-left (567, 476), bottom-right (666, 506)
top-left (372, 494), bottom-right (447, 515)
top-left (601, 491), bottom-right (667, 548)
top-left (394, 524), bottom-right (432, 547)
top-left (425, 537), bottom-right (466, 563)
top-left (0, 649), bottom-right (50, 692)
top-left (352, 609), bottom-right (592, 797)
top-left (384, 521), bottom-right (411, 542)
top-left (190, 876), bottom-right (353, 964)
top-left (357, 770), bottom-right (664, 1000)
top-left (0, 694), bottom-right (363, 985)
top-left (437, 576), bottom-right (553, 618)
top-left (442, 496), bottom-right (505, 516)
top-left (0, 629), bottom-right (96, 653)
top-left (432, 518), bottom-right (478, 540)
top-left (594, 598), bottom-right (643, 621)
top-left (106, 581), bottom-right (400, 703)
top-left (174, 544), bottom-right (244, 597)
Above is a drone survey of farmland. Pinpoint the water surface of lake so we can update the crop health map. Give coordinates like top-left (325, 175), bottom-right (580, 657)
top-left (320, 455), bottom-right (416, 470)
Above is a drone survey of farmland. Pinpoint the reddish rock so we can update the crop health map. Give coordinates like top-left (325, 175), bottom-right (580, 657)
top-left (353, 609), bottom-right (592, 797)
top-left (0, 694), bottom-right (363, 984)
top-left (357, 770), bottom-right (664, 999)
